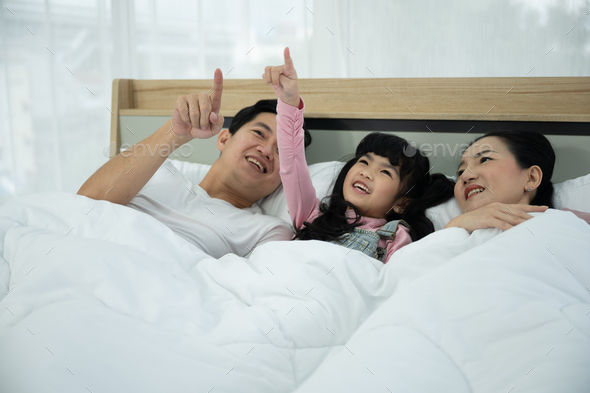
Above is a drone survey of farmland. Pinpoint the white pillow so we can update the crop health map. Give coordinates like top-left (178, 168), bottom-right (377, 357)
top-left (553, 173), bottom-right (590, 212)
top-left (169, 160), bottom-right (211, 185)
top-left (257, 161), bottom-right (345, 224)
top-left (169, 159), bottom-right (590, 231)
top-left (168, 159), bottom-right (344, 225)
top-left (425, 198), bottom-right (463, 231)
top-left (412, 173), bottom-right (590, 230)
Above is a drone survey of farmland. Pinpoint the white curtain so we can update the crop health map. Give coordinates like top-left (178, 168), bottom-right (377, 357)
top-left (1, 0), bottom-right (588, 204)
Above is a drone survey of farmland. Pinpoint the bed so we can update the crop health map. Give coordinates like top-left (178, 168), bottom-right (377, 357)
top-left (1, 77), bottom-right (589, 393)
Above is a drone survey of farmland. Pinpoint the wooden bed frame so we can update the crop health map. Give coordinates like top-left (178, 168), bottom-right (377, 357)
top-left (110, 77), bottom-right (590, 158)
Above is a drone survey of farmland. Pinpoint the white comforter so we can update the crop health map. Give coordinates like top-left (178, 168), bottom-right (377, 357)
top-left (0, 192), bottom-right (589, 393)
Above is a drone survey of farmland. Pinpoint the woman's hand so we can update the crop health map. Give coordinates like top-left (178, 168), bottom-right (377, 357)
top-left (262, 47), bottom-right (300, 107)
top-left (171, 68), bottom-right (225, 141)
top-left (444, 202), bottom-right (548, 232)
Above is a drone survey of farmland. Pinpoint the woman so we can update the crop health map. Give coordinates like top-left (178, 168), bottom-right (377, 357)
top-left (445, 130), bottom-right (590, 231)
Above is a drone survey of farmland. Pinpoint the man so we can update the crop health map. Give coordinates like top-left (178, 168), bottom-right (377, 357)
top-left (78, 69), bottom-right (311, 258)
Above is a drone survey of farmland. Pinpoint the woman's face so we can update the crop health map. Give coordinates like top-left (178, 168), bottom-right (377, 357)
top-left (455, 137), bottom-right (536, 213)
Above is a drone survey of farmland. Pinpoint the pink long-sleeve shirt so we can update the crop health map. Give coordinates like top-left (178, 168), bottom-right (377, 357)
top-left (563, 208), bottom-right (590, 225)
top-left (276, 98), bottom-right (412, 263)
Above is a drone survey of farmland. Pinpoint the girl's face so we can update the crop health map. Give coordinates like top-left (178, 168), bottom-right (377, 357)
top-left (343, 153), bottom-right (405, 219)
top-left (455, 137), bottom-right (534, 213)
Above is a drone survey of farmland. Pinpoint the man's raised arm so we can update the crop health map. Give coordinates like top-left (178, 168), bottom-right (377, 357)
top-left (77, 69), bottom-right (225, 205)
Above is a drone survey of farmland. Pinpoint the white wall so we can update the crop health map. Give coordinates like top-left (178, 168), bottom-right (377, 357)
top-left (1, 0), bottom-right (589, 203)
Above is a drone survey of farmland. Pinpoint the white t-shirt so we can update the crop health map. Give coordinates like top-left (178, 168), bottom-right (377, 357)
top-left (127, 161), bottom-right (293, 258)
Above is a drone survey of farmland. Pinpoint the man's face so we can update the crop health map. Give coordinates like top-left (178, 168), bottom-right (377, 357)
top-left (217, 112), bottom-right (281, 200)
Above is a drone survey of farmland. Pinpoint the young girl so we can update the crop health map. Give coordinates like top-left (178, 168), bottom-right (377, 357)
top-left (263, 48), bottom-right (454, 262)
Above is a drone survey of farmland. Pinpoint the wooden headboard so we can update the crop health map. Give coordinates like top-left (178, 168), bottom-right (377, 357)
top-left (111, 77), bottom-right (589, 151)
top-left (110, 77), bottom-right (590, 181)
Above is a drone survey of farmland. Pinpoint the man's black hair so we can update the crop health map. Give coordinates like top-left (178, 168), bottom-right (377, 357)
top-left (228, 99), bottom-right (312, 148)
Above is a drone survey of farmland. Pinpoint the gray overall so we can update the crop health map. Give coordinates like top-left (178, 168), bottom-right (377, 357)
top-left (334, 220), bottom-right (410, 262)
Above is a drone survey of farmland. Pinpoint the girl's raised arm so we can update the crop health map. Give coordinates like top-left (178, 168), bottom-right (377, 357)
top-left (263, 48), bottom-right (320, 228)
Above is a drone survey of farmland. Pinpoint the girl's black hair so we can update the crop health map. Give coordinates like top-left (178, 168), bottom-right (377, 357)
top-left (470, 130), bottom-right (555, 207)
top-left (294, 132), bottom-right (455, 242)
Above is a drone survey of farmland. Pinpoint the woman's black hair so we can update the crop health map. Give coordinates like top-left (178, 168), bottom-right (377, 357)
top-left (470, 130), bottom-right (555, 208)
top-left (229, 99), bottom-right (312, 148)
top-left (294, 132), bottom-right (455, 242)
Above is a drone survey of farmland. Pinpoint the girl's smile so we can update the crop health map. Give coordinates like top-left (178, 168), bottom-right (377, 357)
top-left (352, 180), bottom-right (371, 194)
